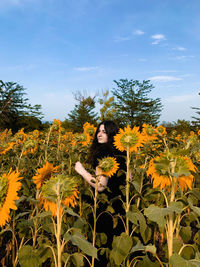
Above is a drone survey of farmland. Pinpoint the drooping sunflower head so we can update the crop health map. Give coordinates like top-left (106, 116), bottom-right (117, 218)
top-left (97, 157), bottom-right (119, 177)
top-left (156, 125), bottom-right (167, 136)
top-left (40, 174), bottom-right (79, 216)
top-left (33, 162), bottom-right (60, 189)
top-left (74, 132), bottom-right (91, 147)
top-left (0, 169), bottom-right (22, 227)
top-left (147, 153), bottom-right (196, 191)
top-left (141, 124), bottom-right (157, 142)
top-left (114, 125), bottom-right (144, 153)
top-left (83, 122), bottom-right (97, 136)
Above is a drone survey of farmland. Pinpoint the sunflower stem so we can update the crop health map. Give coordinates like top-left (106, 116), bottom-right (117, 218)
top-left (167, 176), bottom-right (175, 266)
top-left (56, 183), bottom-right (62, 267)
top-left (126, 147), bottom-right (130, 236)
top-left (45, 125), bottom-right (53, 161)
top-left (91, 175), bottom-right (98, 267)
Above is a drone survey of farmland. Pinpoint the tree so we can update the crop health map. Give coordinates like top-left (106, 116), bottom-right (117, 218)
top-left (191, 93), bottom-right (200, 127)
top-left (0, 80), bottom-right (43, 132)
top-left (66, 92), bottom-right (98, 132)
top-left (98, 90), bottom-right (117, 121)
top-left (111, 79), bottom-right (163, 128)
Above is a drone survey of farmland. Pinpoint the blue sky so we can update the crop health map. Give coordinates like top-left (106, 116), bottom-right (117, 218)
top-left (0, 0), bottom-right (200, 123)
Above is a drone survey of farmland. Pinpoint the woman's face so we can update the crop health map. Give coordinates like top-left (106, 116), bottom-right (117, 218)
top-left (97, 124), bottom-right (108, 144)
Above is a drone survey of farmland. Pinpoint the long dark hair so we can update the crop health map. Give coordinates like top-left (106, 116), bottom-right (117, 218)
top-left (87, 120), bottom-right (119, 167)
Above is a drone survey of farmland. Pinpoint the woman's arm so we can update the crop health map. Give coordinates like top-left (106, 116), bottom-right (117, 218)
top-left (75, 161), bottom-right (108, 192)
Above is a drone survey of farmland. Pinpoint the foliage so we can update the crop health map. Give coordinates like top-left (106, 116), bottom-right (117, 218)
top-left (191, 93), bottom-right (200, 127)
top-left (0, 121), bottom-right (200, 266)
top-left (98, 90), bottom-right (116, 121)
top-left (66, 92), bottom-right (98, 132)
top-left (111, 79), bottom-right (163, 127)
top-left (0, 80), bottom-right (43, 132)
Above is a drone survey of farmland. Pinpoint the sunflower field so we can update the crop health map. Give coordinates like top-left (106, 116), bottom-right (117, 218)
top-left (1, 119), bottom-right (200, 267)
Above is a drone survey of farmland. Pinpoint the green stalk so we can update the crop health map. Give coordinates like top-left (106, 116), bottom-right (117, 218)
top-left (91, 176), bottom-right (98, 267)
top-left (167, 179), bottom-right (175, 264)
top-left (45, 126), bottom-right (53, 161)
top-left (56, 184), bottom-right (62, 267)
top-left (126, 147), bottom-right (130, 236)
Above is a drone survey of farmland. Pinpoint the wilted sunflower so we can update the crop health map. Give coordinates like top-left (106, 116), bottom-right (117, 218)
top-left (0, 169), bottom-right (22, 227)
top-left (114, 125), bottom-right (144, 153)
top-left (147, 154), bottom-right (196, 191)
top-left (97, 157), bottom-right (119, 177)
top-left (40, 174), bottom-right (79, 216)
top-left (83, 122), bottom-right (97, 136)
top-left (33, 162), bottom-right (59, 189)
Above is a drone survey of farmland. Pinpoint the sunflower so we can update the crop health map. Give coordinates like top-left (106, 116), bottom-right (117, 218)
top-left (52, 119), bottom-right (62, 133)
top-left (114, 125), bottom-right (144, 153)
top-left (97, 157), bottom-right (119, 177)
top-left (33, 162), bottom-right (60, 189)
top-left (83, 122), bottom-right (97, 136)
top-left (0, 142), bottom-right (15, 155)
top-left (141, 124), bottom-right (157, 142)
top-left (156, 125), bottom-right (167, 136)
top-left (74, 132), bottom-right (91, 147)
top-left (39, 175), bottom-right (79, 216)
top-left (0, 169), bottom-right (22, 227)
top-left (147, 154), bottom-right (196, 191)
top-left (13, 128), bottom-right (27, 144)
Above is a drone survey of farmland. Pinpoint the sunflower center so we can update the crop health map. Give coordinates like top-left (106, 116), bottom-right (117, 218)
top-left (86, 127), bottom-right (95, 135)
top-left (74, 133), bottom-right (87, 142)
top-left (0, 177), bottom-right (9, 208)
top-left (98, 158), bottom-right (114, 172)
top-left (146, 126), bottom-right (155, 136)
top-left (120, 133), bottom-right (139, 148)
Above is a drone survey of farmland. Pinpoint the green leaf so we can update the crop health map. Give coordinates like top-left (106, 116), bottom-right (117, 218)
top-left (180, 226), bottom-right (192, 243)
top-left (127, 211), bottom-right (147, 239)
top-left (34, 211), bottom-right (52, 219)
top-left (188, 197), bottom-right (200, 216)
top-left (168, 201), bottom-right (183, 214)
top-left (70, 253), bottom-right (84, 267)
top-left (66, 208), bottom-right (80, 217)
top-left (110, 232), bottom-right (132, 265)
top-left (144, 205), bottom-right (167, 228)
top-left (144, 203), bottom-right (183, 228)
top-left (169, 254), bottom-right (187, 267)
top-left (18, 245), bottom-right (40, 267)
top-left (145, 245), bottom-right (157, 255)
top-left (70, 232), bottom-right (97, 258)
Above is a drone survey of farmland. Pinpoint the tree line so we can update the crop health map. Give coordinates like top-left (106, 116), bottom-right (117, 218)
top-left (0, 79), bottom-right (199, 133)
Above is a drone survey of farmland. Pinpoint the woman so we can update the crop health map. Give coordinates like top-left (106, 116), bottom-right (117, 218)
top-left (75, 120), bottom-right (126, 265)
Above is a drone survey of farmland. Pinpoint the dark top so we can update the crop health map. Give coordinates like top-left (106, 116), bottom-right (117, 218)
top-left (92, 143), bottom-right (126, 203)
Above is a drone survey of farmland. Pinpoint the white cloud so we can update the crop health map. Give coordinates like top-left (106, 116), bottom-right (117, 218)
top-left (173, 46), bottom-right (186, 51)
top-left (174, 55), bottom-right (195, 60)
top-left (133, 30), bottom-right (145, 35)
top-left (148, 75), bottom-right (182, 82)
top-left (151, 34), bottom-right (166, 45)
top-left (73, 66), bottom-right (99, 72)
top-left (165, 93), bottom-right (197, 103)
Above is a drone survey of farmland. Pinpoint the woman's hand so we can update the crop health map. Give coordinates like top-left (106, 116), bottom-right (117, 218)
top-left (75, 161), bottom-right (86, 176)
